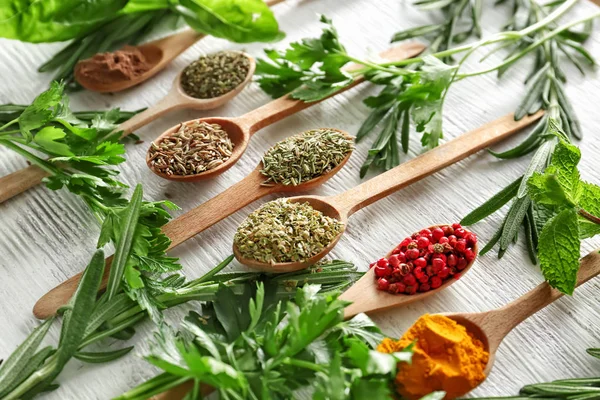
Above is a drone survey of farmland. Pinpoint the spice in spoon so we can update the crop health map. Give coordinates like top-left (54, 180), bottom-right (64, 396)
top-left (148, 121), bottom-right (233, 176)
top-left (234, 199), bottom-right (343, 263)
top-left (260, 128), bottom-right (354, 186)
top-left (378, 314), bottom-right (488, 399)
top-left (371, 223), bottom-right (477, 295)
top-left (180, 51), bottom-right (250, 99)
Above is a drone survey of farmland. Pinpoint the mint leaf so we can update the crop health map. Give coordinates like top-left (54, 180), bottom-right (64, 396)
top-left (528, 167), bottom-right (570, 207)
top-left (538, 208), bottom-right (580, 294)
top-left (550, 139), bottom-right (581, 200)
top-left (579, 181), bottom-right (600, 218)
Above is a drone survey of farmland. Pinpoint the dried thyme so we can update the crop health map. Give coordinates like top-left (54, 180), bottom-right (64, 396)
top-left (180, 51), bottom-right (250, 99)
top-left (234, 199), bottom-right (343, 263)
top-left (260, 128), bottom-right (354, 186)
top-left (148, 121), bottom-right (233, 176)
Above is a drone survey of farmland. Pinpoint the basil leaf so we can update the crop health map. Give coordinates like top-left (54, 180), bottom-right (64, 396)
top-left (174, 0), bottom-right (283, 43)
top-left (0, 0), bottom-right (127, 42)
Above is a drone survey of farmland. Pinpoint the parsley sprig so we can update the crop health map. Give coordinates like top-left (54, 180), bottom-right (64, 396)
top-left (0, 183), bottom-right (362, 399)
top-left (0, 82), bottom-right (142, 216)
top-left (255, 3), bottom-right (598, 177)
top-left (117, 283), bottom-right (412, 400)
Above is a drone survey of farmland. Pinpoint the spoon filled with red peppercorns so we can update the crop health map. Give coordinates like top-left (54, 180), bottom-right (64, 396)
top-left (340, 223), bottom-right (478, 319)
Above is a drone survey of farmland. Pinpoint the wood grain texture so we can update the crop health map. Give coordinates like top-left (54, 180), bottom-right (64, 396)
top-left (1, 0), bottom-right (600, 399)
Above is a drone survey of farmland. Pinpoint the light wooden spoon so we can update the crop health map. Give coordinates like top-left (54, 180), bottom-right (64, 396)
top-left (340, 224), bottom-right (477, 319)
top-left (32, 130), bottom-right (353, 319)
top-left (0, 42), bottom-right (425, 202)
top-left (445, 247), bottom-right (600, 385)
top-left (144, 43), bottom-right (427, 182)
top-left (0, 52), bottom-right (255, 204)
top-left (74, 0), bottom-right (286, 93)
top-left (233, 111), bottom-right (544, 272)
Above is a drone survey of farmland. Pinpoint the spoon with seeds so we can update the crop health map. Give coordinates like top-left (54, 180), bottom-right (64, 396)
top-left (233, 111), bottom-right (544, 272)
top-left (0, 43), bottom-right (425, 202)
top-left (443, 247), bottom-right (600, 386)
top-left (144, 43), bottom-right (427, 182)
top-left (33, 129), bottom-right (354, 319)
top-left (73, 0), bottom-right (286, 93)
top-left (0, 51), bottom-right (255, 204)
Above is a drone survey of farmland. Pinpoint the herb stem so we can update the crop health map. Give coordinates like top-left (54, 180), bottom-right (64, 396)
top-left (0, 139), bottom-right (60, 175)
top-left (0, 118), bottom-right (18, 132)
top-left (281, 357), bottom-right (327, 373)
top-left (459, 12), bottom-right (600, 79)
top-left (579, 209), bottom-right (600, 225)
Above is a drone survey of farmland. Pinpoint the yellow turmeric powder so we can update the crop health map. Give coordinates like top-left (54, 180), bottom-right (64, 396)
top-left (378, 314), bottom-right (488, 399)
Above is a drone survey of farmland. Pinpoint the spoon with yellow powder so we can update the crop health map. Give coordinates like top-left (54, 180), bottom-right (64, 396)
top-left (377, 248), bottom-right (600, 400)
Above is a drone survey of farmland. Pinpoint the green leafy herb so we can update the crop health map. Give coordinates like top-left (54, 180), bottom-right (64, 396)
top-left (0, 0), bottom-right (283, 88)
top-left (117, 283), bottom-right (410, 400)
top-left (255, 5), bottom-right (598, 177)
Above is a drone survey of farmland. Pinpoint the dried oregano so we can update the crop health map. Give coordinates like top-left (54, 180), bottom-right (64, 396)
top-left (180, 51), bottom-right (250, 99)
top-left (260, 128), bottom-right (354, 186)
top-left (148, 121), bottom-right (233, 176)
top-left (234, 199), bottom-right (343, 263)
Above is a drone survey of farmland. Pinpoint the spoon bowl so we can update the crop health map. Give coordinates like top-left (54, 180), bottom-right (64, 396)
top-left (146, 116), bottom-right (250, 182)
top-left (444, 314), bottom-right (494, 375)
top-left (231, 111), bottom-right (542, 274)
top-left (339, 225), bottom-right (477, 318)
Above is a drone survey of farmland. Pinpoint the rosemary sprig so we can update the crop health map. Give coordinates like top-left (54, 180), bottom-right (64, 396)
top-left (255, 4), bottom-right (598, 177)
top-left (462, 0), bottom-right (598, 268)
top-left (391, 0), bottom-right (483, 59)
top-left (472, 347), bottom-right (600, 400)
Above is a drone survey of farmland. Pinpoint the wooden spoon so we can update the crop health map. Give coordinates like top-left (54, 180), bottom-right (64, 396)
top-left (340, 224), bottom-right (478, 319)
top-left (0, 42), bottom-right (425, 202)
top-left (145, 43), bottom-right (426, 182)
top-left (74, 0), bottom-right (286, 93)
top-left (151, 247), bottom-right (600, 400)
top-left (32, 130), bottom-right (353, 319)
top-left (0, 51), bottom-right (255, 204)
top-left (233, 111), bottom-right (544, 272)
top-left (445, 247), bottom-right (600, 384)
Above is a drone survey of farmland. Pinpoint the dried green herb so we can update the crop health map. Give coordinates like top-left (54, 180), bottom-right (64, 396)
top-left (180, 51), bottom-right (250, 99)
top-left (260, 128), bottom-right (354, 186)
top-left (148, 121), bottom-right (233, 175)
top-left (234, 199), bottom-right (343, 263)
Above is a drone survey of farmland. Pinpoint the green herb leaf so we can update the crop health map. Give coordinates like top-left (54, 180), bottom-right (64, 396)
top-left (0, 318), bottom-right (54, 396)
top-left (462, 177), bottom-right (523, 226)
top-left (175, 0), bottom-right (283, 44)
top-left (538, 208), bottom-right (580, 295)
top-left (73, 347), bottom-right (134, 363)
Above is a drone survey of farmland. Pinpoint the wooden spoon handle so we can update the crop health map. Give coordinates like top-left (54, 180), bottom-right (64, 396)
top-left (235, 43), bottom-right (426, 134)
top-left (330, 112), bottom-right (543, 217)
top-left (119, 91), bottom-right (185, 137)
top-left (0, 94), bottom-right (184, 204)
top-left (483, 248), bottom-right (600, 348)
top-left (32, 170), bottom-right (274, 319)
top-left (0, 165), bottom-right (48, 203)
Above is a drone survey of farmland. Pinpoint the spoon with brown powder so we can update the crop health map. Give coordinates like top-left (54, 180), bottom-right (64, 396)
top-left (73, 0), bottom-right (286, 93)
top-left (0, 50), bottom-right (255, 204)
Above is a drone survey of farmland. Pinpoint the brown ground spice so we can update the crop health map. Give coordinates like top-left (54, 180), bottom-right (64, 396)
top-left (75, 46), bottom-right (152, 84)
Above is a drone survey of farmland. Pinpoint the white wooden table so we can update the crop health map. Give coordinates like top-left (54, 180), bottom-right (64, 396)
top-left (2, 1), bottom-right (600, 398)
